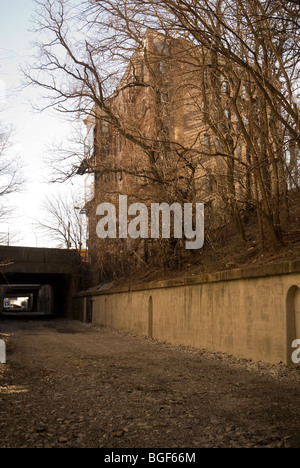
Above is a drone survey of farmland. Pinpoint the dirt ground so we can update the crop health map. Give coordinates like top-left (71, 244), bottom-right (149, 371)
top-left (0, 318), bottom-right (300, 449)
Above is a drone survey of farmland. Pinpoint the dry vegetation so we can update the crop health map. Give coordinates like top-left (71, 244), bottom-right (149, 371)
top-left (25, 0), bottom-right (300, 283)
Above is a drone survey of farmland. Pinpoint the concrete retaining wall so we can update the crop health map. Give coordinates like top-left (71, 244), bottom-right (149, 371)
top-left (82, 261), bottom-right (300, 365)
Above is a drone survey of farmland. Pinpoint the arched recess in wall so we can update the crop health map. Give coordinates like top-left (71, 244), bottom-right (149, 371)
top-left (103, 297), bottom-right (107, 327)
top-left (148, 296), bottom-right (153, 339)
top-left (286, 285), bottom-right (300, 365)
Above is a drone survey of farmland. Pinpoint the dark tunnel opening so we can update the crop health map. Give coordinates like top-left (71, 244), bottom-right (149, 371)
top-left (0, 273), bottom-right (75, 319)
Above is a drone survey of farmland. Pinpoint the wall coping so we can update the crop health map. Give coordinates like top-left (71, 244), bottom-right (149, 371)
top-left (77, 259), bottom-right (300, 297)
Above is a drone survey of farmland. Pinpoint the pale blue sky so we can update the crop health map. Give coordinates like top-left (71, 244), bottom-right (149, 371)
top-left (0, 0), bottom-right (84, 247)
top-left (1, 0), bottom-right (33, 46)
top-left (1, 0), bottom-right (33, 94)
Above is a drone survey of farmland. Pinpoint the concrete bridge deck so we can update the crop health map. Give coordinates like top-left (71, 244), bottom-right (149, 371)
top-left (0, 246), bottom-right (81, 275)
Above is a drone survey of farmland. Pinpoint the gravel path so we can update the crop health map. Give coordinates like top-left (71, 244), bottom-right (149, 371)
top-left (0, 318), bottom-right (300, 448)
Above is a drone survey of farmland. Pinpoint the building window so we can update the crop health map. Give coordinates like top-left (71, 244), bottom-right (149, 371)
top-left (204, 69), bottom-right (209, 89)
top-left (101, 142), bottom-right (110, 159)
top-left (204, 134), bottom-right (211, 148)
top-left (235, 114), bottom-right (241, 133)
top-left (205, 175), bottom-right (213, 192)
top-left (160, 61), bottom-right (166, 75)
top-left (100, 119), bottom-right (109, 134)
top-left (242, 83), bottom-right (247, 100)
top-left (223, 80), bottom-right (231, 95)
top-left (160, 92), bottom-right (169, 105)
top-left (154, 39), bottom-right (170, 55)
top-left (225, 108), bottom-right (231, 120)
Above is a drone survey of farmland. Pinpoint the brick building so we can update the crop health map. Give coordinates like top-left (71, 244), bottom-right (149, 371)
top-left (79, 29), bottom-right (286, 279)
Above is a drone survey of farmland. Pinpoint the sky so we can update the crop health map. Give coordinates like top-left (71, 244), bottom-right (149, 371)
top-left (0, 0), bottom-right (85, 248)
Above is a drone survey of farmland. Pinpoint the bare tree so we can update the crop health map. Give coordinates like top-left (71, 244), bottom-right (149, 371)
top-left (25, 0), bottom-right (192, 193)
top-left (0, 123), bottom-right (23, 244)
top-left (139, 0), bottom-right (300, 244)
top-left (25, 0), bottom-right (300, 278)
top-left (35, 190), bottom-right (88, 250)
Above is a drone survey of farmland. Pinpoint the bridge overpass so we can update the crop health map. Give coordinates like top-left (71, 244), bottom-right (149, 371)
top-left (0, 246), bottom-right (89, 319)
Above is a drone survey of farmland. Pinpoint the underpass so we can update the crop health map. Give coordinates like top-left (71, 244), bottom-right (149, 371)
top-left (0, 246), bottom-right (88, 319)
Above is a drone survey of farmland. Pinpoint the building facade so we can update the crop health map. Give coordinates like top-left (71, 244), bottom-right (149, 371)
top-left (79, 30), bottom-right (293, 281)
